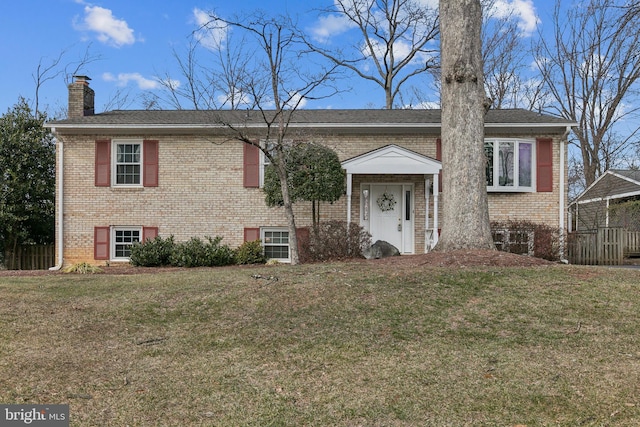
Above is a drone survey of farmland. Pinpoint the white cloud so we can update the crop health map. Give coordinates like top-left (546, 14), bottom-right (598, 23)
top-left (309, 13), bottom-right (357, 43)
top-left (416, 0), bottom-right (438, 8)
top-left (285, 91), bottom-right (308, 109)
top-left (361, 38), bottom-right (433, 68)
top-left (216, 88), bottom-right (252, 109)
top-left (75, 5), bottom-right (136, 47)
top-left (103, 72), bottom-right (159, 90)
top-left (406, 101), bottom-right (440, 109)
top-left (488, 0), bottom-right (539, 36)
top-left (192, 8), bottom-right (228, 51)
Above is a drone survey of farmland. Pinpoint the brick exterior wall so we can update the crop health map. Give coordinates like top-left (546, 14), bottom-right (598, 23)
top-left (67, 78), bottom-right (95, 119)
top-left (54, 130), bottom-right (567, 265)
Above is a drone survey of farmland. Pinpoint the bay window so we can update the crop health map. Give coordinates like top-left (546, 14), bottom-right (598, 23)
top-left (485, 139), bottom-right (534, 191)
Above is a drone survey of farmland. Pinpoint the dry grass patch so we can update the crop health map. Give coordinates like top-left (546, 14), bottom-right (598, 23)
top-left (1, 262), bottom-right (640, 426)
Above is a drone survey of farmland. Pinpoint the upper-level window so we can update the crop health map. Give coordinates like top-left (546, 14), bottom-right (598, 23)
top-left (95, 139), bottom-right (158, 188)
top-left (260, 139), bottom-right (292, 187)
top-left (485, 139), bottom-right (534, 192)
top-left (114, 141), bottom-right (142, 186)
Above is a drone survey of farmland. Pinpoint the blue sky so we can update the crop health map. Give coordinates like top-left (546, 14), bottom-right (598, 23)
top-left (0, 0), bottom-right (551, 116)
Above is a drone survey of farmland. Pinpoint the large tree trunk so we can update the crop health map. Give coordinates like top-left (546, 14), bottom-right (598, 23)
top-left (435, 0), bottom-right (495, 251)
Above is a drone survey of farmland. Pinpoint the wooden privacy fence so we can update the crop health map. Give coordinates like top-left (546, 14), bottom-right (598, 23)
top-left (3, 245), bottom-right (55, 270)
top-left (568, 228), bottom-right (626, 265)
top-left (626, 231), bottom-right (640, 257)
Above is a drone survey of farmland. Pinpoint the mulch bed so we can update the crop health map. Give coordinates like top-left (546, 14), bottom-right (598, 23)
top-left (0, 249), bottom-right (555, 277)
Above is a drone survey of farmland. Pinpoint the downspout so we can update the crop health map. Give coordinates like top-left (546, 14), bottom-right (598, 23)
top-left (346, 173), bottom-right (352, 225)
top-left (559, 125), bottom-right (571, 263)
top-left (49, 130), bottom-right (63, 270)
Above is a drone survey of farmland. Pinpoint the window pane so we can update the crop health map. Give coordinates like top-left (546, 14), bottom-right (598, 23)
top-left (116, 143), bottom-right (141, 185)
top-left (114, 229), bottom-right (140, 258)
top-left (405, 190), bottom-right (411, 221)
top-left (518, 143), bottom-right (532, 187)
top-left (117, 144), bottom-right (141, 163)
top-left (116, 165), bottom-right (141, 184)
top-left (265, 245), bottom-right (289, 259)
top-left (263, 230), bottom-right (289, 259)
top-left (498, 142), bottom-right (514, 186)
top-left (484, 142), bottom-right (494, 186)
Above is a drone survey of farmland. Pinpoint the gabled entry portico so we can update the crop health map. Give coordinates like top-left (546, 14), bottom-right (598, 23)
top-left (341, 145), bottom-right (442, 253)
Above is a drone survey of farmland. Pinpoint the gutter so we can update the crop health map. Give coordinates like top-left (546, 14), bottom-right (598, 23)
top-left (45, 121), bottom-right (576, 133)
top-left (49, 130), bottom-right (64, 270)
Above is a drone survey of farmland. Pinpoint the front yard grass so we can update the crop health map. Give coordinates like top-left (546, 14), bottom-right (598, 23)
top-left (1, 262), bottom-right (639, 426)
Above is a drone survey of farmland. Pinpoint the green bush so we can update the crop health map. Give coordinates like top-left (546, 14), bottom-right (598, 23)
top-left (130, 235), bottom-right (235, 268)
top-left (235, 239), bottom-right (267, 265)
top-left (169, 236), bottom-right (235, 268)
top-left (130, 236), bottom-right (176, 267)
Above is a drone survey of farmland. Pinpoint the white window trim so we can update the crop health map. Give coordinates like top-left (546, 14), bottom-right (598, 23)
top-left (485, 138), bottom-right (536, 193)
top-left (261, 227), bottom-right (291, 263)
top-left (111, 226), bottom-right (142, 261)
top-left (112, 139), bottom-right (143, 187)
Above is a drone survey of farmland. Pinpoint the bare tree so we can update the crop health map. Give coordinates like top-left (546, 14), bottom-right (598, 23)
top-left (197, 12), bottom-right (340, 265)
top-left (482, 0), bottom-right (546, 110)
top-left (435, 0), bottom-right (495, 251)
top-left (535, 0), bottom-right (640, 188)
top-left (303, 0), bottom-right (439, 109)
top-left (31, 45), bottom-right (101, 116)
top-left (155, 29), bottom-right (254, 110)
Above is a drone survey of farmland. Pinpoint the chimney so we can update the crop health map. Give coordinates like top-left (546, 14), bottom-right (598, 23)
top-left (68, 75), bottom-right (95, 118)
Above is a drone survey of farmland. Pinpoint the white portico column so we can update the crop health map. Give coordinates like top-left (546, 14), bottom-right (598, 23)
top-left (432, 173), bottom-right (439, 247)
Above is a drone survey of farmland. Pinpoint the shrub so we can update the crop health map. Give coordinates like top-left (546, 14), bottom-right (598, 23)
top-left (169, 236), bottom-right (235, 268)
top-left (235, 239), bottom-right (266, 265)
top-left (491, 220), bottom-right (560, 261)
top-left (305, 220), bottom-right (371, 262)
top-left (62, 262), bottom-right (103, 274)
top-left (130, 236), bottom-right (175, 267)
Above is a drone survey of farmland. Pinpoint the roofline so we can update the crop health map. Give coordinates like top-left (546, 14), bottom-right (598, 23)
top-left (570, 169), bottom-right (640, 206)
top-left (609, 170), bottom-right (640, 187)
top-left (45, 121), bottom-right (578, 133)
top-left (572, 189), bottom-right (640, 205)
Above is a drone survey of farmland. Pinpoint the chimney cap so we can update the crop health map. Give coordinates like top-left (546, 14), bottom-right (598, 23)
top-left (73, 75), bottom-right (91, 84)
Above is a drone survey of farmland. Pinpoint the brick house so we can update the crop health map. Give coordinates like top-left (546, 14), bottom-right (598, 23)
top-left (45, 76), bottom-right (575, 266)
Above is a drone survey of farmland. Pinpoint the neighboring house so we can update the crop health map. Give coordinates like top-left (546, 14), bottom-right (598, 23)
top-left (45, 76), bottom-right (575, 266)
top-left (570, 169), bottom-right (640, 231)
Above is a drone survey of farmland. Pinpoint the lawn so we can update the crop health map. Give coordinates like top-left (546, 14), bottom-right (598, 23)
top-left (1, 260), bottom-right (639, 426)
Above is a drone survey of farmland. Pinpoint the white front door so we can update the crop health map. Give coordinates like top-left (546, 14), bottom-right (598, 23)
top-left (369, 184), bottom-right (414, 253)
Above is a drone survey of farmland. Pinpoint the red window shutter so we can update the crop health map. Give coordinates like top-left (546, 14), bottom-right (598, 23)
top-left (296, 227), bottom-right (310, 250)
top-left (243, 143), bottom-right (260, 188)
top-left (94, 226), bottom-right (110, 260)
top-left (95, 140), bottom-right (111, 187)
top-left (143, 227), bottom-right (159, 242)
top-left (536, 138), bottom-right (553, 192)
top-left (436, 138), bottom-right (443, 191)
top-left (143, 140), bottom-right (159, 187)
top-left (244, 228), bottom-right (260, 242)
